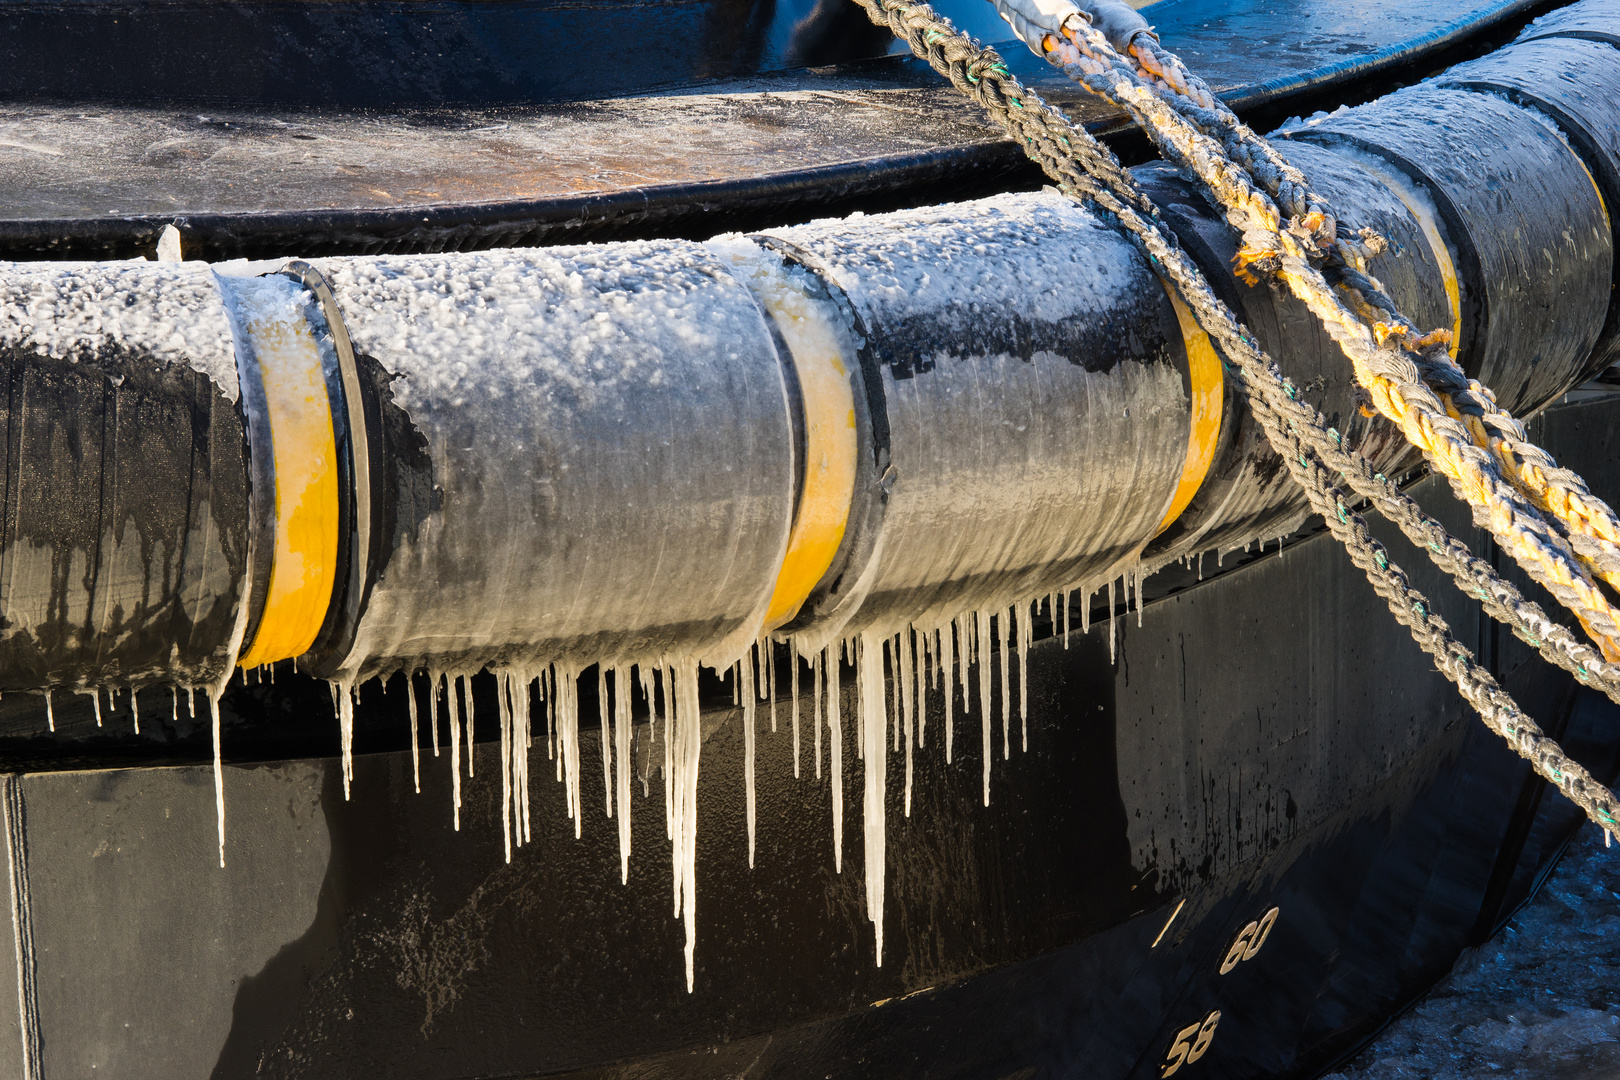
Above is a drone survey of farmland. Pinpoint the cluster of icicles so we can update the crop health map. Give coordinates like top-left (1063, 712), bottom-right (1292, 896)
top-left (33, 551), bottom-right (1290, 991)
top-left (319, 572), bottom-right (1166, 992)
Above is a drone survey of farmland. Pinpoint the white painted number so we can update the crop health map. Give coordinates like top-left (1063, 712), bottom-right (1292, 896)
top-left (1220, 906), bottom-right (1280, 974)
top-left (1162, 1010), bottom-right (1221, 1077)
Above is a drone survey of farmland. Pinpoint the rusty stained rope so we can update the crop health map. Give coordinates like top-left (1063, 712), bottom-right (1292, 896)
top-left (847, 0), bottom-right (1620, 837)
top-left (1042, 18), bottom-right (1620, 664)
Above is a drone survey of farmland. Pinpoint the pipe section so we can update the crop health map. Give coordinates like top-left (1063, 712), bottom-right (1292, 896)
top-left (311, 245), bottom-right (799, 682)
top-left (1278, 87), bottom-right (1611, 416)
top-left (0, 263), bottom-right (250, 695)
top-left (757, 194), bottom-right (1201, 645)
top-left (1137, 138), bottom-right (1460, 560)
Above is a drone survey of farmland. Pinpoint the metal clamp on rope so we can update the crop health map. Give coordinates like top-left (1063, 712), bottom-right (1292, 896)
top-left (989, 0), bottom-right (1157, 58)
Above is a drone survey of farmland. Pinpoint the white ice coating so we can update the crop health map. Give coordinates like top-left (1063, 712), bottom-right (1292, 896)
top-left (0, 261), bottom-right (241, 400)
top-left (764, 191), bottom-right (1187, 642)
top-left (312, 246), bottom-right (795, 680)
top-left (4, 191), bottom-right (1295, 987)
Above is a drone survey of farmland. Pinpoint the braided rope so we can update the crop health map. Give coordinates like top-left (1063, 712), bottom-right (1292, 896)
top-left (1044, 22), bottom-right (1620, 661)
top-left (1122, 37), bottom-right (1620, 599)
top-left (847, 0), bottom-right (1620, 834)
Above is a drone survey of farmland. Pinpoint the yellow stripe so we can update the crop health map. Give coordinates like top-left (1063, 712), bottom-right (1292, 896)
top-left (1575, 154), bottom-right (1611, 234)
top-left (756, 268), bottom-right (860, 631)
top-left (238, 292), bottom-right (341, 667)
top-left (1350, 156), bottom-right (1462, 361)
top-left (1156, 286), bottom-right (1225, 534)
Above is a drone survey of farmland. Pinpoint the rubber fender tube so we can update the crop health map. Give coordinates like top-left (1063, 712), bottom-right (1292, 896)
top-left (0, 262), bottom-right (250, 695)
top-left (1278, 86), bottom-right (1613, 417)
top-left (1516, 0), bottom-right (1620, 48)
top-left (1435, 37), bottom-right (1620, 384)
top-left (1136, 139), bottom-right (1456, 562)
top-left (730, 235), bottom-right (889, 643)
top-left (755, 192), bottom-right (1197, 643)
top-left (309, 246), bottom-right (799, 683)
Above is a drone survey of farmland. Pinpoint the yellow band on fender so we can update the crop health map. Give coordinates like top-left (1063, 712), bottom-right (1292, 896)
top-left (237, 286), bottom-right (341, 667)
top-left (1349, 155), bottom-right (1463, 362)
top-left (1156, 284), bottom-right (1225, 535)
top-left (754, 264), bottom-right (860, 631)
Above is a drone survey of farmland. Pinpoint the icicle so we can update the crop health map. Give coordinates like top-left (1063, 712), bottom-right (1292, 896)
top-left (1081, 587), bottom-right (1092, 634)
top-left (1197, 552), bottom-right (1204, 580)
top-left (903, 629), bottom-right (915, 818)
top-left (934, 626), bottom-right (943, 696)
top-left (210, 686), bottom-right (226, 868)
top-left (1062, 587), bottom-right (1071, 648)
top-left (449, 674), bottom-right (463, 830)
top-left (499, 673), bottom-right (514, 864)
top-left (827, 645), bottom-right (843, 872)
top-left (857, 630), bottom-right (887, 966)
top-left (1136, 566), bottom-right (1144, 628)
top-left (90, 689), bottom-right (102, 728)
top-left (1108, 579), bottom-right (1117, 664)
top-left (332, 679), bottom-right (355, 800)
top-left (1019, 601), bottom-right (1031, 752)
top-left (188, 685), bottom-right (197, 720)
top-left (976, 610), bottom-right (991, 805)
top-left (663, 665), bottom-right (675, 843)
top-left (766, 639), bottom-right (777, 734)
top-left (850, 640), bottom-right (863, 764)
top-left (39, 688), bottom-right (54, 731)
top-left (464, 677), bottom-right (476, 777)
top-left (894, 634), bottom-right (907, 751)
top-left (406, 671), bottom-right (421, 793)
top-left (546, 666), bottom-right (557, 765)
top-left (917, 627), bottom-right (928, 750)
top-left (555, 665), bottom-right (583, 837)
top-left (130, 687), bottom-right (140, 735)
top-left (742, 654), bottom-right (756, 870)
top-left (999, 608), bottom-right (1011, 761)
top-left (667, 659), bottom-right (703, 993)
top-left (429, 669), bottom-right (441, 760)
top-left (518, 669), bottom-right (533, 844)
top-left (791, 645), bottom-right (801, 780)
top-left (813, 648), bottom-right (823, 781)
top-left (640, 666), bottom-right (654, 798)
top-left (598, 666), bottom-right (614, 819)
top-left (615, 666), bottom-right (633, 880)
top-left (172, 684), bottom-right (179, 724)
top-left (1218, 548), bottom-right (1224, 568)
top-left (923, 628), bottom-right (933, 691)
top-left (945, 617), bottom-right (958, 765)
top-left (730, 662), bottom-right (738, 706)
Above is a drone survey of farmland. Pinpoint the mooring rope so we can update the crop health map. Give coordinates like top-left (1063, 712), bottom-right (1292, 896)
top-left (1041, 14), bottom-right (1620, 663)
top-left (848, 0), bottom-right (1620, 836)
